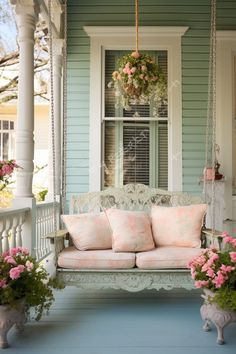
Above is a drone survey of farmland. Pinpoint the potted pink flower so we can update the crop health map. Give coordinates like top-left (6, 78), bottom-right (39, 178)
top-left (188, 232), bottom-right (236, 311)
top-left (0, 247), bottom-right (63, 348)
top-left (0, 160), bottom-right (19, 191)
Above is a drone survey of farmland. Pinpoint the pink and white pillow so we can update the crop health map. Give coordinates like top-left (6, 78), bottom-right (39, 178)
top-left (61, 212), bottom-right (112, 251)
top-left (105, 209), bottom-right (155, 252)
top-left (151, 204), bottom-right (207, 248)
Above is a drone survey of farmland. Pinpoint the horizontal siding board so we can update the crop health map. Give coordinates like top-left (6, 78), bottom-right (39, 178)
top-left (67, 0), bottom-right (236, 199)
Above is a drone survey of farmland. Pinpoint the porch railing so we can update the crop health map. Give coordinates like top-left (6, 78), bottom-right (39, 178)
top-left (35, 201), bottom-right (60, 261)
top-left (0, 202), bottom-right (60, 261)
top-left (0, 207), bottom-right (30, 254)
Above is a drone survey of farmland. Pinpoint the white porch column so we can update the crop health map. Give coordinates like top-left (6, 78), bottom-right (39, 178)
top-left (10, 0), bottom-right (39, 198)
top-left (10, 0), bottom-right (40, 256)
top-left (47, 39), bottom-right (64, 200)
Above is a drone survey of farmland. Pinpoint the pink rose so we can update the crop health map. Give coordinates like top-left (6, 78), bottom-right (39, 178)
top-left (26, 260), bottom-right (34, 271)
top-left (141, 65), bottom-right (147, 72)
top-left (230, 252), bottom-right (236, 262)
top-left (1, 164), bottom-right (13, 175)
top-left (4, 256), bottom-right (17, 266)
top-left (131, 67), bottom-right (136, 74)
top-left (0, 279), bottom-right (7, 288)
top-left (9, 265), bottom-right (25, 280)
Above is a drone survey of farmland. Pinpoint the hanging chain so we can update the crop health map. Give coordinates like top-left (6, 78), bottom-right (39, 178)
top-left (204, 0), bottom-right (217, 238)
top-left (211, 0), bottom-right (217, 236)
top-left (62, 0), bottom-right (68, 214)
top-left (48, 0), bottom-right (58, 234)
top-left (135, 0), bottom-right (139, 53)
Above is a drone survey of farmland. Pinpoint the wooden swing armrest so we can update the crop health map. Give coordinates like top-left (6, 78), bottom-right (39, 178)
top-left (44, 229), bottom-right (69, 240)
top-left (202, 228), bottom-right (222, 237)
top-left (201, 228), bottom-right (223, 249)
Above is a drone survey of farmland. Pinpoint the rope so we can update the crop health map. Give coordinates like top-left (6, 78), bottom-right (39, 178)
top-left (135, 0), bottom-right (139, 53)
top-left (204, 0), bottom-right (217, 241)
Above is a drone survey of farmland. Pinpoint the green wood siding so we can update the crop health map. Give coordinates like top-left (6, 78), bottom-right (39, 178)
top-left (67, 0), bottom-right (236, 200)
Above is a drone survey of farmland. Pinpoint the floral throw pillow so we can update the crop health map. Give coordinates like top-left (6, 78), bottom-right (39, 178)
top-left (151, 204), bottom-right (207, 248)
top-left (105, 209), bottom-right (155, 252)
top-left (61, 212), bottom-right (112, 251)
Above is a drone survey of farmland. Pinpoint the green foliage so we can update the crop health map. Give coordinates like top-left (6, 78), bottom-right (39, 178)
top-left (38, 189), bottom-right (48, 202)
top-left (213, 287), bottom-right (236, 311)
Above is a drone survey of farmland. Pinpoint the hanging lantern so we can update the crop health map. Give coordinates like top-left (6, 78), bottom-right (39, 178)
top-left (108, 0), bottom-right (167, 113)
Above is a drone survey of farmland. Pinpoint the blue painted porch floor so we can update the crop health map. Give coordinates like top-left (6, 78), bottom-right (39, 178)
top-left (7, 287), bottom-right (236, 354)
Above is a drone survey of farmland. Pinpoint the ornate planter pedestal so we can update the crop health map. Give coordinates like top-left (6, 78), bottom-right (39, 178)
top-left (0, 300), bottom-right (26, 349)
top-left (200, 289), bottom-right (236, 344)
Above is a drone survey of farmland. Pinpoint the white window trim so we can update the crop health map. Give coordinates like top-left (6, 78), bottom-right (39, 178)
top-left (216, 30), bottom-right (236, 219)
top-left (84, 26), bottom-right (188, 192)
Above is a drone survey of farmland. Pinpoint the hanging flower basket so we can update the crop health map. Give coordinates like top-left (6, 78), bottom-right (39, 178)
top-left (108, 51), bottom-right (167, 113)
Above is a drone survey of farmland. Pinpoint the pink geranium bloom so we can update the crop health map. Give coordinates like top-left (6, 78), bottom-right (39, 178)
top-left (221, 231), bottom-right (229, 238)
top-left (194, 280), bottom-right (209, 288)
top-left (230, 252), bottom-right (236, 262)
top-left (220, 264), bottom-right (235, 273)
top-left (212, 271), bottom-right (226, 288)
top-left (206, 268), bottom-right (215, 278)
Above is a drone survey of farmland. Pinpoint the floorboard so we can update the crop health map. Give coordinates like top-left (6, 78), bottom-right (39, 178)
top-left (6, 287), bottom-right (236, 354)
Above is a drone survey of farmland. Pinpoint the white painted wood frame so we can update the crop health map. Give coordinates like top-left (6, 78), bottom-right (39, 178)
top-left (216, 31), bottom-right (236, 219)
top-left (84, 26), bottom-right (189, 192)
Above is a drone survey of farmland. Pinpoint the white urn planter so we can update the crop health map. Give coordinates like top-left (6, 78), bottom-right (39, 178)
top-left (200, 288), bottom-right (236, 344)
top-left (0, 299), bottom-right (26, 349)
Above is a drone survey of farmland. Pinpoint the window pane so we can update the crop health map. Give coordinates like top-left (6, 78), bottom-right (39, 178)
top-left (123, 124), bottom-right (150, 185)
top-left (10, 121), bottom-right (14, 130)
top-left (104, 122), bottom-right (116, 187)
top-left (3, 120), bottom-right (9, 130)
top-left (157, 120), bottom-right (168, 189)
top-left (3, 133), bottom-right (9, 160)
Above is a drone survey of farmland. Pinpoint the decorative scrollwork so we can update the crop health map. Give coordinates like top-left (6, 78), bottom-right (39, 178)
top-left (58, 270), bottom-right (195, 292)
top-left (70, 183), bottom-right (204, 214)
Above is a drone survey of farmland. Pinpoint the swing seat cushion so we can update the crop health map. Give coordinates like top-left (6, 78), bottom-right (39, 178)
top-left (57, 246), bottom-right (136, 269)
top-left (136, 246), bottom-right (203, 269)
top-left (151, 204), bottom-right (207, 248)
top-left (61, 212), bottom-right (112, 251)
top-left (105, 208), bottom-right (155, 252)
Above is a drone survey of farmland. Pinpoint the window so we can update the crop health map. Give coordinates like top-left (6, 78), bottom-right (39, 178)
top-left (0, 119), bottom-right (15, 160)
top-left (103, 50), bottom-right (168, 189)
top-left (84, 26), bottom-right (188, 191)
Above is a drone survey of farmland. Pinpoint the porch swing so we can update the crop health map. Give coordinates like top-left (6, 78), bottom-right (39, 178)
top-left (46, 0), bottom-right (222, 291)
